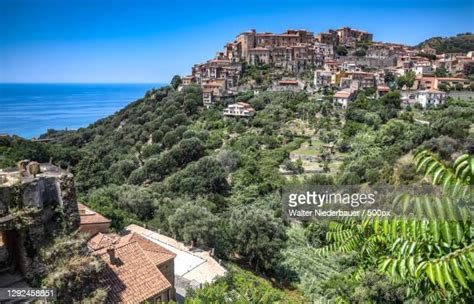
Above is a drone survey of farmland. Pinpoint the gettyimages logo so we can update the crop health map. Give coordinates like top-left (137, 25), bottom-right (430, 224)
top-left (282, 184), bottom-right (473, 220)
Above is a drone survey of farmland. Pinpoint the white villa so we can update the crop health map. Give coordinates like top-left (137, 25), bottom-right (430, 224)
top-left (415, 89), bottom-right (446, 108)
top-left (223, 102), bottom-right (256, 117)
top-left (334, 89), bottom-right (356, 108)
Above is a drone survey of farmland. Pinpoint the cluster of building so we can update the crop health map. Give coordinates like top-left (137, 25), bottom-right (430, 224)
top-left (316, 49), bottom-right (473, 108)
top-left (78, 205), bottom-right (227, 303)
top-left (178, 26), bottom-right (473, 112)
top-left (180, 27), bottom-right (373, 108)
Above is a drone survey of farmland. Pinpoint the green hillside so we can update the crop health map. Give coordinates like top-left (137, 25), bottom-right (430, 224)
top-left (2, 81), bottom-right (474, 302)
top-left (416, 33), bottom-right (474, 53)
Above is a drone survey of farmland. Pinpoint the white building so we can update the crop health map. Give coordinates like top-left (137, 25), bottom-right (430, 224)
top-left (415, 89), bottom-right (446, 108)
top-left (334, 89), bottom-right (356, 108)
top-left (126, 224), bottom-right (227, 299)
top-left (223, 102), bottom-right (256, 117)
top-left (412, 62), bottom-right (433, 76)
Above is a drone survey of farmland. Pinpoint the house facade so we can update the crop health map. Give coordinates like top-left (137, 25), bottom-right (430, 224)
top-left (334, 89), bottom-right (356, 108)
top-left (223, 102), bottom-right (256, 117)
top-left (415, 89), bottom-right (446, 108)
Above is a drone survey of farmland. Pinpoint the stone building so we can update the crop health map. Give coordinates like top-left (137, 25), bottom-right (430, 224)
top-left (78, 203), bottom-right (111, 236)
top-left (316, 27), bottom-right (373, 47)
top-left (335, 27), bottom-right (373, 47)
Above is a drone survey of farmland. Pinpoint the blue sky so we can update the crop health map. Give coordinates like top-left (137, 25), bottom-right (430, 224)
top-left (1, 0), bottom-right (473, 83)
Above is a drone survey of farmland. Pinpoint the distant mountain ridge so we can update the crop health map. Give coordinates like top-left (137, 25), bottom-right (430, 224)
top-left (415, 33), bottom-right (474, 53)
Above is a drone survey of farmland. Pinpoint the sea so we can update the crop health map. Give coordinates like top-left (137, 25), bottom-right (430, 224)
top-left (0, 83), bottom-right (165, 139)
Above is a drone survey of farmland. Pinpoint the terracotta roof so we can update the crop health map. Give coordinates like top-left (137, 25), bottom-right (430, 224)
top-left (334, 91), bottom-right (351, 98)
top-left (377, 85), bottom-right (390, 92)
top-left (423, 89), bottom-right (445, 94)
top-left (88, 233), bottom-right (121, 251)
top-left (78, 203), bottom-right (111, 225)
top-left (278, 80), bottom-right (299, 85)
top-left (122, 233), bottom-right (175, 266)
top-left (236, 102), bottom-right (252, 108)
top-left (437, 77), bottom-right (468, 81)
top-left (100, 242), bottom-right (171, 303)
top-left (89, 232), bottom-right (175, 303)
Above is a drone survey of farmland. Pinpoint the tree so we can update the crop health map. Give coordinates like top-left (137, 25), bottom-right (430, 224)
top-left (317, 151), bottom-right (474, 302)
top-left (168, 201), bottom-right (218, 247)
top-left (354, 48), bottom-right (366, 57)
top-left (74, 154), bottom-right (108, 191)
top-left (216, 149), bottom-right (241, 173)
top-left (185, 265), bottom-right (298, 303)
top-left (434, 68), bottom-right (450, 78)
top-left (226, 205), bottom-right (287, 272)
top-left (380, 91), bottom-right (402, 109)
top-left (384, 71), bottom-right (396, 86)
top-left (438, 83), bottom-right (449, 92)
top-left (170, 75), bottom-right (181, 90)
top-left (336, 46), bottom-right (348, 56)
top-left (396, 71), bottom-right (416, 89)
top-left (165, 156), bottom-right (229, 195)
top-left (283, 159), bottom-right (304, 174)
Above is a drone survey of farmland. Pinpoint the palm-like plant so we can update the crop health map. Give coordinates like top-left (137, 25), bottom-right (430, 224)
top-left (316, 151), bottom-right (473, 301)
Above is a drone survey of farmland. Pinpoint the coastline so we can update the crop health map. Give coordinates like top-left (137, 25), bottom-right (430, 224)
top-left (0, 83), bottom-right (165, 139)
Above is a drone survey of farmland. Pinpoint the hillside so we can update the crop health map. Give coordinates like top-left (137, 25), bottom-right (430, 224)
top-left (2, 78), bottom-right (474, 301)
top-left (416, 33), bottom-right (474, 53)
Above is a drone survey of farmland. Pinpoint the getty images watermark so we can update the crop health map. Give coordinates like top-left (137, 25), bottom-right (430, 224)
top-left (282, 184), bottom-right (473, 220)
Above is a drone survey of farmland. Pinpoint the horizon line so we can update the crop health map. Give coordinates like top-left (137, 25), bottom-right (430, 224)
top-left (0, 82), bottom-right (169, 85)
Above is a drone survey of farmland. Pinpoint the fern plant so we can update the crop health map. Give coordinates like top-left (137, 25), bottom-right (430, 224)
top-left (316, 151), bottom-right (474, 302)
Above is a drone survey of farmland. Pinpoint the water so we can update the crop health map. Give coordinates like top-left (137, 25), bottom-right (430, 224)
top-left (0, 83), bottom-right (165, 138)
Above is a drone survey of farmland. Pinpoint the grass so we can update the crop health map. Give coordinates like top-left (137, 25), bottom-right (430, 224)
top-left (292, 148), bottom-right (319, 156)
top-left (290, 139), bottom-right (324, 156)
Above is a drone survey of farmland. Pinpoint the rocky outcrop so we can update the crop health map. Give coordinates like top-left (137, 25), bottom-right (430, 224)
top-left (0, 162), bottom-right (80, 277)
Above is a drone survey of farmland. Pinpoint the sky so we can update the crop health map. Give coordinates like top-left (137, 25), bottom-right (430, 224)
top-left (1, 0), bottom-right (473, 83)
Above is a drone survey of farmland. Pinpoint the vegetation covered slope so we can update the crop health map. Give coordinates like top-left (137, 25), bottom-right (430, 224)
top-left (2, 81), bottom-right (473, 302)
top-left (416, 33), bottom-right (474, 53)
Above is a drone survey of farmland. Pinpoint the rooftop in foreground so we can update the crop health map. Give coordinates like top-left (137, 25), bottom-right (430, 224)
top-left (126, 224), bottom-right (227, 284)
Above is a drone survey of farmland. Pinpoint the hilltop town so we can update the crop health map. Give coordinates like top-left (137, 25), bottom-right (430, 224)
top-left (179, 27), bottom-right (473, 113)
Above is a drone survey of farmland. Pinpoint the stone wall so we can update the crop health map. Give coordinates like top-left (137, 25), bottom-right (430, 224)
top-left (338, 56), bottom-right (397, 68)
top-left (0, 163), bottom-right (80, 277)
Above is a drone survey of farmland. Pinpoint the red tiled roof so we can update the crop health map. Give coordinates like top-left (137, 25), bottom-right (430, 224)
top-left (236, 102), bottom-right (252, 107)
top-left (278, 80), bottom-right (298, 85)
top-left (88, 233), bottom-right (121, 251)
top-left (377, 85), bottom-right (390, 92)
top-left (122, 233), bottom-right (175, 265)
top-left (437, 77), bottom-right (468, 81)
top-left (424, 89), bottom-right (445, 94)
top-left (89, 232), bottom-right (175, 303)
top-left (334, 91), bottom-right (351, 98)
top-left (100, 242), bottom-right (171, 303)
top-left (78, 203), bottom-right (111, 225)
